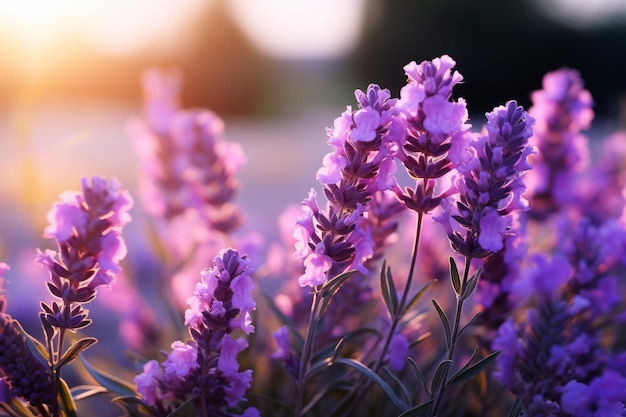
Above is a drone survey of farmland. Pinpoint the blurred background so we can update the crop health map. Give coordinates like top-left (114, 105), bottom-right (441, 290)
top-left (1, 0), bottom-right (626, 336)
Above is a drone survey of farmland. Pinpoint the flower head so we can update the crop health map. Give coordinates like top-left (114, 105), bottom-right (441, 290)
top-left (0, 314), bottom-right (53, 407)
top-left (39, 177), bottom-right (133, 332)
top-left (138, 249), bottom-right (256, 415)
top-left (436, 101), bottom-right (534, 257)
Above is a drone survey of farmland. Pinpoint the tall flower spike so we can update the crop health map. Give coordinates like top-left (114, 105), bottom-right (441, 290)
top-left (135, 248), bottom-right (258, 417)
top-left (396, 55), bottom-right (470, 214)
top-left (526, 68), bottom-right (593, 217)
top-left (130, 69), bottom-right (244, 231)
top-left (0, 314), bottom-right (53, 408)
top-left (129, 69), bottom-right (249, 307)
top-left (435, 100), bottom-right (534, 257)
top-left (39, 176), bottom-right (133, 332)
top-left (473, 220), bottom-right (528, 347)
top-left (296, 83), bottom-right (405, 288)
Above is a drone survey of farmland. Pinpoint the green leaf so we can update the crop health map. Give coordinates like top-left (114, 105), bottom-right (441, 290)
top-left (460, 268), bottom-right (480, 301)
top-left (71, 385), bottom-right (108, 401)
top-left (333, 358), bottom-right (408, 410)
top-left (383, 367), bottom-right (410, 405)
top-left (58, 377), bottom-right (78, 417)
top-left (447, 351), bottom-right (500, 386)
top-left (449, 257), bottom-right (461, 296)
top-left (397, 399), bottom-right (434, 417)
top-left (112, 396), bottom-right (152, 417)
top-left (407, 357), bottom-right (430, 396)
top-left (12, 319), bottom-right (49, 365)
top-left (318, 270), bottom-right (358, 317)
top-left (458, 312), bottom-right (482, 339)
top-left (430, 360), bottom-right (452, 396)
top-left (4, 398), bottom-right (38, 417)
top-left (78, 354), bottom-right (137, 397)
top-left (55, 337), bottom-right (97, 370)
top-left (166, 395), bottom-right (199, 417)
top-left (320, 269), bottom-right (358, 298)
top-left (380, 261), bottom-right (398, 316)
top-left (403, 281), bottom-right (435, 316)
top-left (431, 299), bottom-right (451, 349)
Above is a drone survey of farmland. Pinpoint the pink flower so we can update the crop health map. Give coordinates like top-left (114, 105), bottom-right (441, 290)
top-left (299, 248), bottom-right (333, 288)
top-left (387, 333), bottom-right (409, 370)
top-left (134, 360), bottom-right (162, 406)
top-left (478, 209), bottom-right (511, 253)
top-left (422, 96), bottom-right (468, 136)
top-left (43, 200), bottom-right (83, 242)
top-left (351, 107), bottom-right (381, 142)
top-left (317, 152), bottom-right (348, 184)
top-left (162, 341), bottom-right (198, 380)
top-left (218, 335), bottom-right (248, 374)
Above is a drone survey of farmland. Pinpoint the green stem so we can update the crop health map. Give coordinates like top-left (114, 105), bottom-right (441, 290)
top-left (332, 211), bottom-right (424, 417)
top-left (294, 288), bottom-right (323, 417)
top-left (374, 210), bottom-right (424, 374)
top-left (430, 256), bottom-right (472, 416)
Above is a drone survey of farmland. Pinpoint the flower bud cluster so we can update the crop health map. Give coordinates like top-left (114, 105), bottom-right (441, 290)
top-left (295, 84), bottom-right (405, 288)
top-left (395, 55), bottom-right (469, 213)
top-left (435, 101), bottom-right (535, 257)
top-left (38, 176), bottom-right (133, 332)
top-left (0, 313), bottom-right (53, 407)
top-left (135, 248), bottom-right (258, 417)
top-left (526, 68), bottom-right (593, 216)
top-left (130, 69), bottom-right (244, 232)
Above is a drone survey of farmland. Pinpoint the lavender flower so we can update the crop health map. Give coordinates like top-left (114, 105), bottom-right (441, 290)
top-left (0, 314), bottom-right (53, 408)
top-left (473, 219), bottom-right (528, 347)
top-left (526, 68), bottom-right (593, 216)
top-left (561, 371), bottom-right (626, 417)
top-left (0, 263), bottom-right (53, 409)
top-left (130, 70), bottom-right (244, 231)
top-left (435, 100), bottom-right (534, 258)
top-left (135, 248), bottom-right (257, 417)
top-left (557, 215), bottom-right (626, 318)
top-left (295, 84), bottom-right (404, 288)
top-left (395, 54), bottom-right (470, 214)
top-left (129, 69), bottom-right (250, 309)
top-left (38, 176), bottom-right (133, 332)
top-left (494, 218), bottom-right (626, 417)
top-left (584, 131), bottom-right (626, 220)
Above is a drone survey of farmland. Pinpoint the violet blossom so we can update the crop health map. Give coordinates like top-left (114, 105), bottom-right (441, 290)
top-left (38, 176), bottom-right (133, 332)
top-left (0, 262), bottom-right (53, 409)
top-left (395, 54), bottom-right (470, 214)
top-left (295, 83), bottom-right (405, 288)
top-left (135, 248), bottom-right (257, 417)
top-left (435, 100), bottom-right (534, 258)
top-left (526, 68), bottom-right (593, 217)
top-left (129, 69), bottom-right (252, 309)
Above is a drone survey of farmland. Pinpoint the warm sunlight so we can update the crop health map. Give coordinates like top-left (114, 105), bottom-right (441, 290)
top-left (227, 0), bottom-right (368, 60)
top-left (0, 0), bottom-right (207, 55)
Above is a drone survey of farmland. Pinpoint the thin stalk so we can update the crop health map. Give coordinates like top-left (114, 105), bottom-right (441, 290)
top-left (294, 288), bottom-right (323, 417)
top-left (430, 256), bottom-right (472, 416)
top-left (373, 210), bottom-right (424, 374)
top-left (51, 328), bottom-right (66, 417)
top-left (333, 211), bottom-right (424, 417)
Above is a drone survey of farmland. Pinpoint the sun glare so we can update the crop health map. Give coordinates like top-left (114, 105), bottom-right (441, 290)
top-left (227, 0), bottom-right (368, 60)
top-left (0, 0), bottom-right (208, 56)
